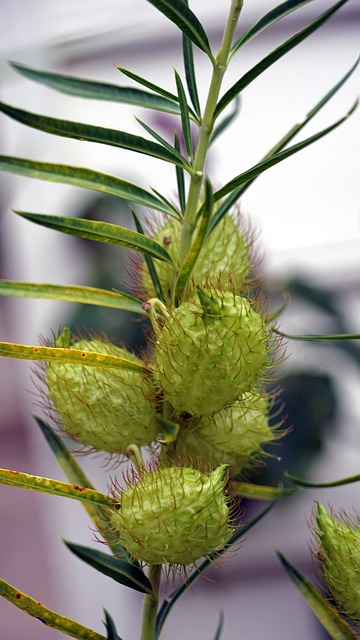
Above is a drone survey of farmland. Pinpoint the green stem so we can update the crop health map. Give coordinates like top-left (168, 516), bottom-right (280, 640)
top-left (140, 564), bottom-right (162, 640)
top-left (178, 0), bottom-right (244, 266)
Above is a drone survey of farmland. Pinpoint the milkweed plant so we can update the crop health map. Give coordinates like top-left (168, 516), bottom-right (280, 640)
top-left (0, 1), bottom-right (359, 639)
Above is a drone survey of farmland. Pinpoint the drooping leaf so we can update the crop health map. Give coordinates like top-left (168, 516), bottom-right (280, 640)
top-left (212, 611), bottom-right (225, 640)
top-left (64, 541), bottom-right (153, 595)
top-left (230, 0), bottom-right (315, 58)
top-left (0, 578), bottom-right (107, 640)
top-left (0, 341), bottom-right (146, 372)
top-left (0, 102), bottom-right (190, 170)
top-left (13, 211), bottom-right (175, 264)
top-left (213, 101), bottom-right (358, 201)
top-left (132, 210), bottom-right (166, 303)
top-left (174, 70), bottom-right (193, 160)
top-left (103, 610), bottom-right (123, 640)
top-left (277, 552), bottom-right (358, 639)
top-left (9, 61), bottom-right (181, 115)
top-left (0, 467), bottom-right (112, 507)
top-left (35, 416), bottom-right (130, 559)
top-left (0, 155), bottom-right (176, 216)
top-left (181, 1), bottom-right (201, 119)
top-left (174, 178), bottom-right (213, 304)
top-left (210, 96), bottom-right (241, 146)
top-left (210, 57), bottom-right (360, 229)
top-left (174, 131), bottom-right (186, 214)
top-left (215, 0), bottom-right (350, 120)
top-left (285, 471), bottom-right (360, 489)
top-left (155, 501), bottom-right (275, 638)
top-left (146, 0), bottom-right (213, 59)
top-left (0, 280), bottom-right (146, 315)
top-left (228, 481), bottom-right (297, 500)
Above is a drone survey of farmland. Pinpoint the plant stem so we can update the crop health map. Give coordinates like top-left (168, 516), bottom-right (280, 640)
top-left (140, 564), bottom-right (162, 640)
top-left (178, 0), bottom-right (244, 266)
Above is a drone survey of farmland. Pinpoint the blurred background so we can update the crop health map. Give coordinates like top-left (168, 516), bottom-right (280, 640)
top-left (0, 1), bottom-right (360, 638)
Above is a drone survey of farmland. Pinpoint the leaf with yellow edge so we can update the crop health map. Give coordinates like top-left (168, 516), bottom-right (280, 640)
top-left (228, 481), bottom-right (297, 500)
top-left (0, 577), bottom-right (107, 640)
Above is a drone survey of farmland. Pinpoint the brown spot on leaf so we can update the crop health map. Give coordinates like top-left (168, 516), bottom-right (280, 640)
top-left (15, 593), bottom-right (22, 599)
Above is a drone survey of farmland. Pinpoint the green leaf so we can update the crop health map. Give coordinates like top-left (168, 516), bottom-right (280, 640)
top-left (230, 0), bottom-right (315, 58)
top-left (157, 417), bottom-right (180, 444)
top-left (0, 102), bottom-right (190, 170)
top-left (212, 611), bottom-right (225, 640)
top-left (0, 280), bottom-right (146, 315)
top-left (228, 481), bottom-right (297, 500)
top-left (210, 96), bottom-right (241, 146)
top-left (285, 471), bottom-right (360, 489)
top-left (0, 467), bottom-right (112, 507)
top-left (174, 70), bottom-right (193, 160)
top-left (117, 67), bottom-right (180, 106)
top-left (35, 416), bottom-right (129, 559)
top-left (174, 178), bottom-right (213, 304)
top-left (103, 610), bottom-right (123, 640)
top-left (174, 131), bottom-right (186, 214)
top-left (214, 101), bottom-right (358, 201)
top-left (135, 116), bottom-right (186, 166)
top-left (10, 61), bottom-right (181, 116)
top-left (13, 211), bottom-right (175, 264)
top-left (276, 330), bottom-right (360, 341)
top-left (0, 341), bottom-right (146, 373)
top-left (0, 155), bottom-right (176, 216)
top-left (0, 578), bottom-right (107, 640)
top-left (155, 501), bottom-right (275, 638)
top-left (181, 2), bottom-right (201, 119)
top-left (146, 0), bottom-right (213, 59)
top-left (277, 552), bottom-right (358, 639)
top-left (210, 57), bottom-right (360, 229)
top-left (64, 541), bottom-right (153, 595)
top-left (215, 0), bottom-right (350, 120)
top-left (132, 210), bottom-right (166, 303)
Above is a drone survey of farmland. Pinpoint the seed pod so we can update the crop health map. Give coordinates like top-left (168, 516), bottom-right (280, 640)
top-left (153, 290), bottom-right (269, 416)
top-left (176, 391), bottom-right (275, 474)
top-left (111, 464), bottom-right (233, 566)
top-left (46, 336), bottom-right (158, 454)
top-left (313, 502), bottom-right (360, 624)
top-left (140, 211), bottom-right (252, 301)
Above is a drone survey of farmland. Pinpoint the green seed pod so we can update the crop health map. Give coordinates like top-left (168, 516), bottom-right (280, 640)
top-left (140, 211), bottom-right (252, 301)
top-left (153, 290), bottom-right (269, 416)
top-left (176, 391), bottom-right (276, 474)
top-left (111, 464), bottom-right (233, 566)
top-left (46, 337), bottom-right (158, 454)
top-left (313, 502), bottom-right (360, 624)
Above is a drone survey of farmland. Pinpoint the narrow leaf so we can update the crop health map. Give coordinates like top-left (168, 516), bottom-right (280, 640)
top-left (174, 131), bottom-right (186, 214)
top-left (277, 552), bottom-right (357, 639)
top-left (215, 0), bottom-right (350, 119)
top-left (214, 101), bottom-right (358, 201)
top-left (0, 578), bottom-right (107, 640)
top-left (35, 416), bottom-right (129, 559)
top-left (230, 0), bottom-right (315, 58)
top-left (117, 67), bottom-right (179, 105)
top-left (210, 96), bottom-right (241, 146)
top-left (0, 468), bottom-right (112, 507)
top-left (103, 610), bottom-right (123, 640)
top-left (228, 481), bottom-right (297, 500)
top-left (0, 155), bottom-right (176, 216)
top-left (276, 330), bottom-right (360, 341)
top-left (146, 0), bottom-right (212, 58)
top-left (181, 1), bottom-right (201, 118)
top-left (135, 116), bottom-right (186, 165)
top-left (0, 280), bottom-right (146, 315)
top-left (10, 61), bottom-right (181, 115)
top-left (64, 541), bottom-right (153, 595)
top-left (132, 211), bottom-right (166, 304)
top-left (13, 211), bottom-right (175, 264)
top-left (174, 178), bottom-right (213, 303)
top-left (212, 611), bottom-right (225, 640)
top-left (174, 70), bottom-right (193, 160)
top-left (0, 341), bottom-right (146, 373)
top-left (285, 471), bottom-right (360, 489)
top-left (0, 102), bottom-right (190, 170)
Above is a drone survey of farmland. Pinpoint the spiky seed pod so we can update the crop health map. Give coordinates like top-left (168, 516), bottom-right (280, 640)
top-left (312, 502), bottom-right (360, 624)
top-left (46, 338), bottom-right (159, 454)
top-left (153, 290), bottom-right (269, 416)
top-left (175, 391), bottom-right (276, 474)
top-left (140, 211), bottom-right (252, 301)
top-left (111, 464), bottom-right (234, 566)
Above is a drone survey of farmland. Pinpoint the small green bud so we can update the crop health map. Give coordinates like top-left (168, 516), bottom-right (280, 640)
top-left (111, 464), bottom-right (233, 566)
top-left (176, 391), bottom-right (276, 474)
top-left (140, 212), bottom-right (252, 301)
top-left (313, 502), bottom-right (360, 624)
top-left (47, 337), bottom-right (158, 454)
top-left (153, 291), bottom-right (269, 416)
